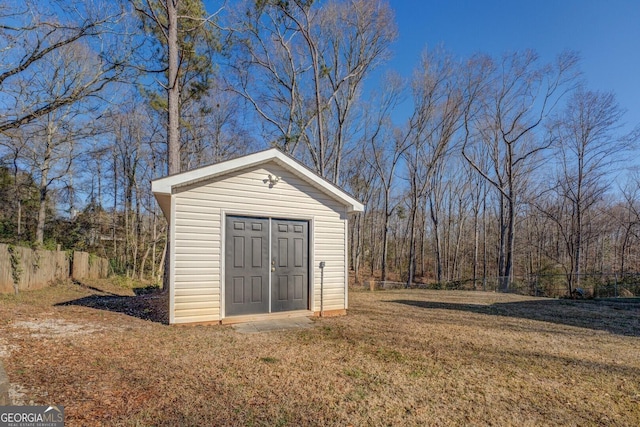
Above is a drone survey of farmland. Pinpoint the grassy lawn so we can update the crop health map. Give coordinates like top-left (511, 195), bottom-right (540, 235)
top-left (1, 281), bottom-right (639, 426)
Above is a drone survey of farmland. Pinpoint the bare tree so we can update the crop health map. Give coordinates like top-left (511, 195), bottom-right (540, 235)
top-left (427, 161), bottom-right (446, 283)
top-left (112, 106), bottom-right (145, 277)
top-left (546, 89), bottom-right (639, 293)
top-left (0, 0), bottom-right (131, 133)
top-left (228, 0), bottom-right (396, 182)
top-left (462, 50), bottom-right (579, 291)
top-left (3, 41), bottom-right (108, 245)
top-left (180, 79), bottom-right (256, 169)
top-left (618, 174), bottom-right (640, 273)
top-left (464, 154), bottom-right (489, 288)
top-left (363, 74), bottom-right (411, 282)
top-left (343, 149), bottom-right (378, 280)
top-left (404, 48), bottom-right (464, 287)
top-left (318, 0), bottom-right (396, 184)
top-left (0, 133), bottom-right (40, 241)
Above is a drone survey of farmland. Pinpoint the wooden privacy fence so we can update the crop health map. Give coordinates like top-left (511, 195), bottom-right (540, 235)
top-left (71, 251), bottom-right (109, 281)
top-left (0, 244), bottom-right (109, 294)
top-left (0, 244), bottom-right (68, 294)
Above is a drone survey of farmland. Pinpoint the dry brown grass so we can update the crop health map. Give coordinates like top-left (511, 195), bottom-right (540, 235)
top-left (1, 281), bottom-right (639, 426)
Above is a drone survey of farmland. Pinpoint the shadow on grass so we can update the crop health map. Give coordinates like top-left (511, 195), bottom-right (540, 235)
top-left (391, 298), bottom-right (640, 337)
top-left (56, 282), bottom-right (169, 324)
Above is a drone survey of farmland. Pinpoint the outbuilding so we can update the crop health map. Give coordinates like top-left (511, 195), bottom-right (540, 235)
top-left (152, 148), bottom-right (364, 325)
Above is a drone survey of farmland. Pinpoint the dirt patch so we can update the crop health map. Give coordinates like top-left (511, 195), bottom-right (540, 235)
top-left (11, 319), bottom-right (109, 338)
top-left (0, 338), bottom-right (18, 358)
top-left (8, 383), bottom-right (28, 405)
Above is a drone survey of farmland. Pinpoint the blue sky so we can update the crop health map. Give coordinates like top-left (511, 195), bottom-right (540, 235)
top-left (390, 1), bottom-right (640, 130)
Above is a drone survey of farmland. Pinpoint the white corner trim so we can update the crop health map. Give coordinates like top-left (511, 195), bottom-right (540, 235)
top-left (309, 217), bottom-right (315, 312)
top-left (344, 209), bottom-right (349, 310)
top-left (169, 194), bottom-right (176, 324)
top-left (220, 210), bottom-right (226, 320)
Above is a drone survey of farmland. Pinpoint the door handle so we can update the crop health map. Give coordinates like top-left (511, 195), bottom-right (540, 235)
top-left (271, 267), bottom-right (276, 272)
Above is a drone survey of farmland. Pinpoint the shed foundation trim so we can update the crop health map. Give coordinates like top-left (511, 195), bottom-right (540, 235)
top-left (313, 309), bottom-right (347, 317)
top-left (220, 310), bottom-right (314, 325)
top-left (171, 309), bottom-right (347, 326)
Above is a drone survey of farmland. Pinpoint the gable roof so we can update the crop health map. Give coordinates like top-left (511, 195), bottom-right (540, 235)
top-left (151, 148), bottom-right (364, 216)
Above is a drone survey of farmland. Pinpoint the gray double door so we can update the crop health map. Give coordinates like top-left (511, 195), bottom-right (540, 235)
top-left (225, 216), bottom-right (309, 316)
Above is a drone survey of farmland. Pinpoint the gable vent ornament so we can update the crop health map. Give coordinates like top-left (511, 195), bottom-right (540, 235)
top-left (268, 174), bottom-right (281, 186)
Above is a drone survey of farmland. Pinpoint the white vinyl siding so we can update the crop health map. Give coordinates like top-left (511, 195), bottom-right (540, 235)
top-left (171, 162), bottom-right (347, 324)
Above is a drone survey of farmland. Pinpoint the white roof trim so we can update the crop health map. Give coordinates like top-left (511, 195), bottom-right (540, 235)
top-left (151, 148), bottom-right (364, 213)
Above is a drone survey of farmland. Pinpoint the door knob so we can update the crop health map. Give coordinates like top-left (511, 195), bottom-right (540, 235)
top-left (271, 267), bottom-right (276, 272)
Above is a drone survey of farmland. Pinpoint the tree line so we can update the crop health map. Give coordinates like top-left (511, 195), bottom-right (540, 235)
top-left (1, 0), bottom-right (639, 294)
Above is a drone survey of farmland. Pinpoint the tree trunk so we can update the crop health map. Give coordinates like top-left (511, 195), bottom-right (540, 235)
top-left (36, 185), bottom-right (47, 245)
top-left (429, 196), bottom-right (443, 284)
top-left (419, 200), bottom-right (426, 277)
top-left (35, 136), bottom-right (53, 246)
top-left (504, 193), bottom-right (515, 291)
top-left (139, 246), bottom-right (150, 280)
top-left (452, 198), bottom-right (465, 281)
top-left (17, 200), bottom-right (22, 238)
top-left (167, 0), bottom-right (180, 175)
top-left (482, 192), bottom-right (487, 291)
top-left (165, 0), bottom-right (180, 293)
top-left (406, 202), bottom-right (417, 288)
top-left (472, 205), bottom-right (479, 289)
top-left (573, 201), bottom-right (582, 293)
top-left (112, 153), bottom-right (118, 270)
top-left (152, 210), bottom-right (158, 279)
top-left (381, 189), bottom-right (392, 282)
top-left (158, 238), bottom-right (167, 284)
top-left (498, 194), bottom-right (507, 291)
top-left (370, 208), bottom-right (376, 276)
